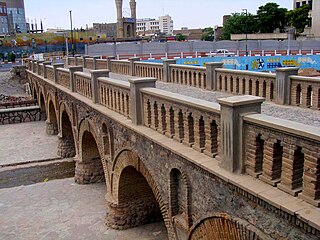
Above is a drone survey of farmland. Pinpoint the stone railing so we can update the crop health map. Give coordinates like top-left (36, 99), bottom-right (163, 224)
top-left (27, 61), bottom-right (320, 236)
top-left (0, 106), bottom-right (42, 125)
top-left (86, 58), bottom-right (94, 70)
top-left (57, 68), bottom-right (70, 89)
top-left (98, 77), bottom-right (130, 118)
top-left (244, 114), bottom-right (320, 207)
top-left (141, 88), bottom-right (221, 157)
top-left (74, 72), bottom-right (92, 99)
top-left (290, 75), bottom-right (320, 109)
top-left (216, 69), bottom-right (276, 101)
top-left (96, 59), bottom-right (108, 70)
top-left (45, 65), bottom-right (54, 81)
top-left (110, 60), bottom-right (130, 75)
top-left (170, 64), bottom-right (206, 89)
top-left (135, 62), bottom-right (164, 81)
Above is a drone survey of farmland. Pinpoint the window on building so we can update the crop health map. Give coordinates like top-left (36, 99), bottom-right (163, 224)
top-left (296, 2), bottom-right (301, 8)
top-left (308, 17), bottom-right (312, 27)
top-left (302, 1), bottom-right (306, 5)
top-left (308, 0), bottom-right (312, 9)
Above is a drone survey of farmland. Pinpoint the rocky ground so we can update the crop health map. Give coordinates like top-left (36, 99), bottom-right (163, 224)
top-left (0, 71), bottom-right (29, 99)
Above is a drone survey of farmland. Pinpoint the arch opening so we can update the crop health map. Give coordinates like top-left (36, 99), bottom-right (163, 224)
top-left (46, 100), bottom-right (58, 135)
top-left (58, 111), bottom-right (76, 158)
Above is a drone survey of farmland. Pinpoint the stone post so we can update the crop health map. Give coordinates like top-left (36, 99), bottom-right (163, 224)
top-left (66, 57), bottom-right (73, 66)
top-left (129, 78), bottom-right (157, 125)
top-left (37, 60), bottom-right (44, 75)
top-left (92, 56), bottom-right (101, 70)
top-left (74, 55), bottom-right (81, 65)
top-left (53, 63), bottom-right (65, 83)
top-left (69, 66), bottom-right (83, 92)
top-left (163, 59), bottom-right (176, 83)
top-left (32, 60), bottom-right (37, 73)
top-left (82, 55), bottom-right (90, 68)
top-left (106, 56), bottom-right (116, 71)
top-left (90, 70), bottom-right (110, 104)
top-left (275, 67), bottom-right (299, 105)
top-left (218, 95), bottom-right (264, 173)
top-left (206, 62), bottom-right (224, 91)
top-left (129, 57), bottom-right (140, 76)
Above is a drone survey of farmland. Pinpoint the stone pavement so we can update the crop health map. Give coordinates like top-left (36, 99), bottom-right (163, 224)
top-left (0, 121), bottom-right (59, 166)
top-left (0, 178), bottom-right (168, 240)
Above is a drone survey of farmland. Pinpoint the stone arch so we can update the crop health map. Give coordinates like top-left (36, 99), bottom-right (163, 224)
top-left (188, 213), bottom-right (268, 240)
top-left (38, 88), bottom-right (47, 120)
top-left (101, 121), bottom-right (115, 162)
top-left (46, 93), bottom-right (58, 135)
top-left (76, 118), bottom-right (107, 185)
top-left (58, 102), bottom-right (76, 158)
top-left (109, 149), bottom-right (176, 239)
top-left (170, 167), bottom-right (193, 230)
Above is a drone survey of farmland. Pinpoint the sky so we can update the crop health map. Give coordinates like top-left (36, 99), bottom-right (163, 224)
top-left (25, 0), bottom-right (293, 31)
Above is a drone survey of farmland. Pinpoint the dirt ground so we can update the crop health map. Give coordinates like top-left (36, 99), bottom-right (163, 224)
top-left (0, 71), bottom-right (29, 98)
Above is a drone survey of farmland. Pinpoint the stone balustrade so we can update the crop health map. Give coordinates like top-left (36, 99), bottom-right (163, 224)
top-left (74, 72), bottom-right (92, 99)
top-left (45, 65), bottom-right (54, 81)
top-left (98, 77), bottom-right (130, 118)
top-left (244, 114), bottom-right (320, 207)
top-left (96, 59), bottom-right (108, 70)
top-left (170, 64), bottom-right (207, 89)
top-left (141, 88), bottom-right (221, 157)
top-left (110, 60), bottom-right (130, 75)
top-left (216, 69), bottom-right (276, 101)
top-left (290, 75), bottom-right (320, 109)
top-left (57, 68), bottom-right (70, 89)
top-left (135, 62), bottom-right (164, 81)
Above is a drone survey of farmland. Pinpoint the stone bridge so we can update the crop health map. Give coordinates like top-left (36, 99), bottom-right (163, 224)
top-left (27, 60), bottom-right (320, 240)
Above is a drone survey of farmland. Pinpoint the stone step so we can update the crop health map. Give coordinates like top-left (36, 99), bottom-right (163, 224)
top-left (0, 158), bottom-right (75, 189)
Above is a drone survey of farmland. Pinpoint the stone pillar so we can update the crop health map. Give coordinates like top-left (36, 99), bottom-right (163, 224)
top-left (57, 133), bottom-right (76, 158)
top-left (206, 62), bottom-right (224, 91)
top-left (82, 55), bottom-right (90, 68)
top-left (32, 60), bottom-right (37, 73)
top-left (275, 67), bottom-right (299, 105)
top-left (106, 56), bottom-right (116, 71)
top-left (74, 157), bottom-right (105, 184)
top-left (74, 55), bottom-right (81, 65)
top-left (69, 66), bottom-right (83, 92)
top-left (53, 63), bottom-right (64, 83)
top-left (42, 61), bottom-right (51, 78)
top-left (163, 59), bottom-right (176, 83)
top-left (129, 78), bottom-right (157, 125)
top-left (129, 57), bottom-right (140, 76)
top-left (92, 56), bottom-right (101, 70)
top-left (36, 60), bottom-right (44, 75)
top-left (218, 96), bottom-right (264, 173)
top-left (90, 70), bottom-right (110, 104)
top-left (66, 57), bottom-right (73, 66)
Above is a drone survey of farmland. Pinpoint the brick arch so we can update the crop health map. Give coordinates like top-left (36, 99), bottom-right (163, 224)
top-left (169, 167), bottom-right (193, 229)
top-left (76, 118), bottom-right (110, 188)
top-left (58, 102), bottom-right (77, 158)
top-left (101, 121), bottom-right (115, 162)
top-left (46, 93), bottom-right (58, 135)
top-left (188, 213), bottom-right (267, 240)
top-left (110, 149), bottom-right (176, 239)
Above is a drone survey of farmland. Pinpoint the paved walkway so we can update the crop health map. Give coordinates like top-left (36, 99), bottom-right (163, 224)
top-left (0, 121), bottom-right (59, 166)
top-left (109, 73), bottom-right (320, 128)
top-left (0, 178), bottom-right (168, 240)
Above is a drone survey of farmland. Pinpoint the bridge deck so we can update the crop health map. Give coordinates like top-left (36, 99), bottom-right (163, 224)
top-left (108, 72), bottom-right (320, 127)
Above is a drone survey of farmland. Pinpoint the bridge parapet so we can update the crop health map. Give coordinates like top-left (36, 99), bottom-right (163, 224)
top-left (110, 59), bottom-right (130, 75)
top-left (74, 72), bottom-right (92, 99)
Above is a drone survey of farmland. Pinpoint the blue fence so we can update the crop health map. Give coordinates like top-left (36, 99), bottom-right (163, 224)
top-left (146, 55), bottom-right (320, 72)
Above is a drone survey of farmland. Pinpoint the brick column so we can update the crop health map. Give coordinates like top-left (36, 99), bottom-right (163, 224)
top-left (42, 61), bottom-right (51, 78)
top-left (92, 56), bottom-right (101, 70)
top-left (90, 70), bottom-right (110, 104)
top-left (129, 57), bottom-right (140, 76)
top-left (218, 96), bottom-right (264, 173)
top-left (53, 63), bottom-right (64, 83)
top-left (129, 78), bottom-right (157, 125)
top-left (275, 67), bottom-right (299, 105)
top-left (69, 66), bottom-right (83, 92)
top-left (163, 59), bottom-right (176, 83)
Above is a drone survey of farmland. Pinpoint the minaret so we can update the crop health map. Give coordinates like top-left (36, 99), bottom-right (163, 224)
top-left (115, 0), bottom-right (123, 38)
top-left (129, 0), bottom-right (137, 36)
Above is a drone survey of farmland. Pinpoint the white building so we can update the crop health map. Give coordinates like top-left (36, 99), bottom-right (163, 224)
top-left (136, 15), bottom-right (173, 36)
top-left (294, 0), bottom-right (320, 38)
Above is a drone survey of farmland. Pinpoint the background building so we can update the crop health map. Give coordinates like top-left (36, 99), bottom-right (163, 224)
top-left (136, 15), bottom-right (173, 36)
top-left (294, 0), bottom-right (320, 38)
top-left (5, 0), bottom-right (27, 33)
top-left (93, 23), bottom-right (117, 38)
top-left (0, 1), bottom-right (8, 35)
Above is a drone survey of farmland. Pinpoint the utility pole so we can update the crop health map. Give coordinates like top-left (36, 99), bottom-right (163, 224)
top-left (69, 10), bottom-right (74, 56)
top-left (242, 9), bottom-right (248, 57)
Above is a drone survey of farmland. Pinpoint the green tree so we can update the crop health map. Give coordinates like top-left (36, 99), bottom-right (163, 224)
top-left (256, 3), bottom-right (287, 33)
top-left (201, 27), bottom-right (214, 41)
top-left (286, 4), bottom-right (310, 33)
top-left (176, 33), bottom-right (186, 41)
top-left (221, 13), bottom-right (258, 40)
